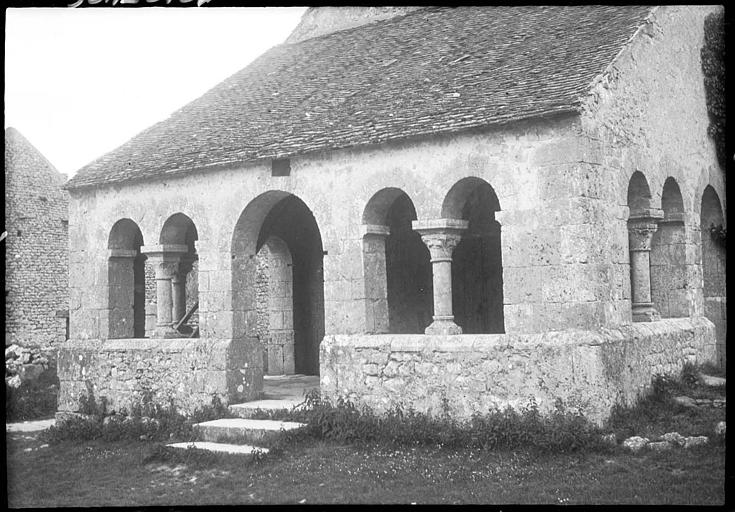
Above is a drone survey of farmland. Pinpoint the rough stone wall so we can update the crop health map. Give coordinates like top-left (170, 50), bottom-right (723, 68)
top-left (5, 128), bottom-right (69, 349)
top-left (320, 317), bottom-right (716, 425)
top-left (580, 5), bottom-right (725, 325)
top-left (56, 337), bottom-right (257, 414)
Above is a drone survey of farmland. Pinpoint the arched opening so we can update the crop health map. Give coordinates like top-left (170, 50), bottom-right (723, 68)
top-left (700, 186), bottom-right (726, 366)
top-left (626, 171), bottom-right (652, 215)
top-left (362, 188), bottom-right (432, 334)
top-left (626, 172), bottom-right (661, 322)
top-left (159, 213), bottom-right (199, 336)
top-left (442, 177), bottom-right (504, 334)
top-left (232, 192), bottom-right (324, 376)
top-left (108, 219), bottom-right (146, 338)
top-left (255, 236), bottom-right (295, 375)
top-left (651, 178), bottom-right (687, 318)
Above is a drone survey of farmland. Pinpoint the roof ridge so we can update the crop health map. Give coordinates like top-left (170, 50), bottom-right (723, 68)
top-left (281, 6), bottom-right (437, 47)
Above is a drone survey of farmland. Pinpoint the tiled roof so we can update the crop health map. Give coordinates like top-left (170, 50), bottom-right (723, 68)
top-left (66, 6), bottom-right (652, 189)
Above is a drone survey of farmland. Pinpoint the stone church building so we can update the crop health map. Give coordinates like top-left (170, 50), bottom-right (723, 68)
top-left (58, 6), bottom-right (725, 424)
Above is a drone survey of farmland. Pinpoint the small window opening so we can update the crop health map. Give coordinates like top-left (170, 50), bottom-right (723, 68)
top-left (16, 230), bottom-right (22, 237)
top-left (61, 220), bottom-right (69, 228)
top-left (272, 158), bottom-right (291, 177)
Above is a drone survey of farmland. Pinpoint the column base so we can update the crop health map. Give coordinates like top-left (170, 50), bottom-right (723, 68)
top-left (425, 317), bottom-right (463, 335)
top-left (632, 303), bottom-right (661, 323)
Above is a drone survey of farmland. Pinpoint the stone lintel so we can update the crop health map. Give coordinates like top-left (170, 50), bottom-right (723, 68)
top-left (412, 218), bottom-right (469, 233)
top-left (628, 208), bottom-right (664, 223)
top-left (108, 248), bottom-right (139, 259)
top-left (360, 224), bottom-right (391, 237)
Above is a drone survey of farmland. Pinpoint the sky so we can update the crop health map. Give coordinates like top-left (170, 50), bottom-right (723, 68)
top-left (4, 6), bottom-right (308, 177)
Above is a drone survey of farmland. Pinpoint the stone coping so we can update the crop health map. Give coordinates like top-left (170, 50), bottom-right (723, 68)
top-left (59, 337), bottom-right (233, 352)
top-left (327, 317), bottom-right (714, 351)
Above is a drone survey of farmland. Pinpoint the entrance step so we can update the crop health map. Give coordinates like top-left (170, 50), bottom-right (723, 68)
top-left (230, 398), bottom-right (307, 419)
top-left (166, 441), bottom-right (268, 455)
top-left (193, 418), bottom-right (306, 444)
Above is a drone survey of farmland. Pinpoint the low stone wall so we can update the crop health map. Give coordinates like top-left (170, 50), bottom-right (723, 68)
top-left (56, 337), bottom-right (263, 416)
top-left (320, 317), bottom-right (717, 425)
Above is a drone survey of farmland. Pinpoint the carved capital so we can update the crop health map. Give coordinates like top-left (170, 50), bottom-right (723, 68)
top-left (627, 218), bottom-right (660, 252)
top-left (419, 231), bottom-right (464, 261)
top-left (154, 260), bottom-right (180, 280)
top-left (412, 219), bottom-right (469, 261)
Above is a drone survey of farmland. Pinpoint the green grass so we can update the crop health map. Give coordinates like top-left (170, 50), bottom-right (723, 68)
top-left (7, 362), bottom-right (726, 505)
top-left (6, 433), bottom-right (725, 506)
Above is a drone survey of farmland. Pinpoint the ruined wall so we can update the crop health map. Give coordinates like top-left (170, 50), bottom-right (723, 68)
top-left (5, 128), bottom-right (69, 349)
top-left (320, 317), bottom-right (716, 425)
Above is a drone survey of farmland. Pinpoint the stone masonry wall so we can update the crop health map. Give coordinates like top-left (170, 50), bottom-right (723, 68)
top-left (320, 317), bottom-right (716, 425)
top-left (56, 337), bottom-right (258, 415)
top-left (581, 5), bottom-right (725, 325)
top-left (5, 128), bottom-right (69, 349)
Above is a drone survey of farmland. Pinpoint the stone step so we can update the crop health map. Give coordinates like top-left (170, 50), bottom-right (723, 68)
top-left (700, 374), bottom-right (726, 387)
top-left (193, 418), bottom-right (306, 444)
top-left (230, 398), bottom-right (307, 419)
top-left (166, 441), bottom-right (268, 455)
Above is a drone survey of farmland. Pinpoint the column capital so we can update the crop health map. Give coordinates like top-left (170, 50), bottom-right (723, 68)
top-left (412, 218), bottom-right (469, 261)
top-left (627, 211), bottom-right (662, 252)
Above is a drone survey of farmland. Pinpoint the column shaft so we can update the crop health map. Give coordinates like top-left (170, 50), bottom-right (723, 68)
top-left (412, 219), bottom-right (468, 335)
top-left (628, 214), bottom-right (661, 322)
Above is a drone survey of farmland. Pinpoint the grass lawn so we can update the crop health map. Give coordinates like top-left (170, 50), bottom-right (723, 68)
top-left (6, 430), bottom-right (725, 506)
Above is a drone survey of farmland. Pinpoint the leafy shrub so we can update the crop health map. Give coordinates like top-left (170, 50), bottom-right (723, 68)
top-left (40, 392), bottom-right (232, 445)
top-left (273, 391), bottom-right (607, 453)
top-left (5, 370), bottom-right (59, 422)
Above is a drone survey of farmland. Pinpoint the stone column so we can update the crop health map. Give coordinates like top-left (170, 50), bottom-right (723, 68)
top-left (108, 249), bottom-right (138, 339)
top-left (141, 244), bottom-right (188, 338)
top-left (412, 218), bottom-right (469, 335)
top-left (361, 224), bottom-right (391, 334)
top-left (628, 210), bottom-right (663, 322)
top-left (172, 256), bottom-right (194, 324)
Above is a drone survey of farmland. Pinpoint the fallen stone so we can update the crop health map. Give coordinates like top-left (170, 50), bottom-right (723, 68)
top-left (673, 396), bottom-right (697, 408)
top-left (623, 436), bottom-right (649, 452)
top-left (683, 436), bottom-right (709, 449)
top-left (648, 441), bottom-right (672, 451)
top-left (715, 422), bottom-right (726, 437)
top-left (167, 441), bottom-right (269, 455)
top-left (662, 432), bottom-right (686, 447)
top-left (699, 374), bottom-right (726, 387)
top-left (601, 433), bottom-right (617, 446)
top-left (6, 375), bottom-right (22, 389)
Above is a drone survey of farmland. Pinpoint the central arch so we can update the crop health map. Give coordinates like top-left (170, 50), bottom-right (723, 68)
top-left (442, 177), bottom-right (504, 334)
top-left (232, 192), bottom-right (325, 376)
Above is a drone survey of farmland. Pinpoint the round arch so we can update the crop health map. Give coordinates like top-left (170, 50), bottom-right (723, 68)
top-left (443, 177), bottom-right (504, 334)
top-left (361, 188), bottom-right (432, 334)
top-left (232, 191), bottom-right (325, 376)
top-left (107, 219), bottom-right (146, 339)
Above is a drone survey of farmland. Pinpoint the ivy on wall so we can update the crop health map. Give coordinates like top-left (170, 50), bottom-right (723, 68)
top-left (709, 224), bottom-right (726, 249)
top-left (701, 11), bottom-right (726, 173)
